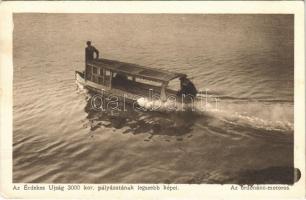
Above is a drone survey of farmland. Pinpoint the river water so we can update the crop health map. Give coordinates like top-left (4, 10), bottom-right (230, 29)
top-left (13, 14), bottom-right (294, 183)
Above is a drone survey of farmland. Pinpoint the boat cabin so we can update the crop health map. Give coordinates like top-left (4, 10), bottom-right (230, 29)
top-left (84, 59), bottom-right (186, 101)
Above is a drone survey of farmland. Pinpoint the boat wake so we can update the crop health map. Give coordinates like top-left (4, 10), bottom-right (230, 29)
top-left (196, 102), bottom-right (294, 133)
top-left (77, 79), bottom-right (293, 136)
top-left (136, 96), bottom-right (293, 133)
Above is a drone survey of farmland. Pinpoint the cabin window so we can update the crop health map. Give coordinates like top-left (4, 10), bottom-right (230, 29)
top-left (93, 67), bottom-right (98, 74)
top-left (97, 70), bottom-right (112, 87)
top-left (98, 77), bottom-right (103, 84)
top-left (135, 78), bottom-right (161, 87)
top-left (92, 76), bottom-right (97, 83)
top-left (105, 70), bottom-right (111, 76)
top-left (168, 78), bottom-right (181, 91)
top-left (127, 76), bottom-right (135, 81)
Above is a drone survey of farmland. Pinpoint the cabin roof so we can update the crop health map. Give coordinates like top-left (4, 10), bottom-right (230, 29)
top-left (87, 59), bottom-right (186, 83)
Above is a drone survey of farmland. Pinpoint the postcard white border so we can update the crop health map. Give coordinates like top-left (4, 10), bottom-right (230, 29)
top-left (0, 1), bottom-right (305, 199)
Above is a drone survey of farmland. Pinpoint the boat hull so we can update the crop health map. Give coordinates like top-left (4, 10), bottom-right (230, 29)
top-left (75, 70), bottom-right (200, 112)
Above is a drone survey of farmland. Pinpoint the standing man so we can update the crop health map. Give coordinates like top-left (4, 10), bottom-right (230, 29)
top-left (85, 41), bottom-right (99, 62)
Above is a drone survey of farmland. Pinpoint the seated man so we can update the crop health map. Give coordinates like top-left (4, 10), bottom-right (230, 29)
top-left (177, 76), bottom-right (198, 98)
top-left (85, 41), bottom-right (99, 62)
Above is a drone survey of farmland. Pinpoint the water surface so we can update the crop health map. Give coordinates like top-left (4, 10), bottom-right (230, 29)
top-left (13, 14), bottom-right (294, 183)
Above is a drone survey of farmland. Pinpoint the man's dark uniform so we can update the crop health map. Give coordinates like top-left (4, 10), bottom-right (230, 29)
top-left (85, 45), bottom-right (99, 62)
top-left (177, 77), bottom-right (198, 98)
top-left (182, 80), bottom-right (197, 97)
top-left (85, 41), bottom-right (99, 80)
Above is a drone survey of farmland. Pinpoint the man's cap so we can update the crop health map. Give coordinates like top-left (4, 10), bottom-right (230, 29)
top-left (179, 75), bottom-right (187, 80)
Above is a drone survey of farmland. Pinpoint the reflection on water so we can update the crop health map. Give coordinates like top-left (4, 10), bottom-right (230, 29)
top-left (79, 89), bottom-right (294, 184)
top-left (85, 91), bottom-right (198, 140)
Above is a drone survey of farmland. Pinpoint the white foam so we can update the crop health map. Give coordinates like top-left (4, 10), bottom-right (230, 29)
top-left (136, 97), bottom-right (181, 112)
